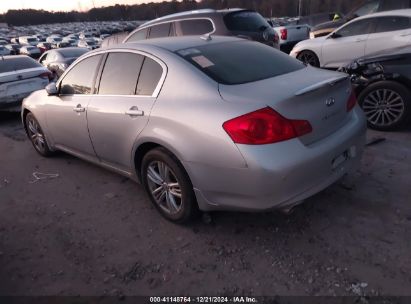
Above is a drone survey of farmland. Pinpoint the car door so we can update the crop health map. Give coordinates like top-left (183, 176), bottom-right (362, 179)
top-left (321, 18), bottom-right (375, 68)
top-left (87, 51), bottom-right (165, 172)
top-left (45, 54), bottom-right (103, 159)
top-left (366, 16), bottom-right (411, 56)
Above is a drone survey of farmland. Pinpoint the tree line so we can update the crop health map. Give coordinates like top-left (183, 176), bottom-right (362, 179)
top-left (0, 0), bottom-right (364, 26)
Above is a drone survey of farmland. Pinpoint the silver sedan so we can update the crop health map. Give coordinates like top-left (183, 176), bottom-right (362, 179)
top-left (22, 36), bottom-right (367, 223)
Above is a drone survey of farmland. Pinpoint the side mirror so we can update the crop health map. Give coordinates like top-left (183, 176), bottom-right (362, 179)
top-left (329, 32), bottom-right (341, 39)
top-left (45, 82), bottom-right (58, 96)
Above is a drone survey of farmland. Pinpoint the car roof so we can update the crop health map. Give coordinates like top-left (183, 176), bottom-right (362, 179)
top-left (356, 8), bottom-right (411, 20)
top-left (141, 8), bottom-right (247, 28)
top-left (101, 35), bottom-right (244, 53)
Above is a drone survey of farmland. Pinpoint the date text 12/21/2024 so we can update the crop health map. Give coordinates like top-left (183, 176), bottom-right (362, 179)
top-left (149, 297), bottom-right (258, 303)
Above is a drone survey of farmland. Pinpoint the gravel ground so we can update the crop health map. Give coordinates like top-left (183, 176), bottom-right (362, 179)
top-left (0, 112), bottom-right (410, 297)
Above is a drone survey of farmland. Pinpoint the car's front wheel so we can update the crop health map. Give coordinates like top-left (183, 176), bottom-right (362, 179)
top-left (25, 113), bottom-right (54, 157)
top-left (358, 81), bottom-right (411, 131)
top-left (297, 50), bottom-right (320, 67)
top-left (141, 148), bottom-right (198, 223)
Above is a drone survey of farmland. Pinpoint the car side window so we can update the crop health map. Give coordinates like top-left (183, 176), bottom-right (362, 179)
top-left (374, 16), bottom-right (410, 33)
top-left (336, 18), bottom-right (374, 37)
top-left (39, 53), bottom-right (48, 64)
top-left (126, 28), bottom-right (148, 42)
top-left (59, 55), bottom-right (102, 95)
top-left (148, 23), bottom-right (171, 39)
top-left (98, 52), bottom-right (144, 95)
top-left (136, 57), bottom-right (163, 96)
top-left (175, 19), bottom-right (214, 36)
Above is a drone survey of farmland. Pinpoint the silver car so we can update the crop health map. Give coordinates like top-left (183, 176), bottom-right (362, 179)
top-left (22, 36), bottom-right (366, 223)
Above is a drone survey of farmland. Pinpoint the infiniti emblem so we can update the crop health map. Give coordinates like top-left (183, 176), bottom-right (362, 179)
top-left (326, 97), bottom-right (336, 107)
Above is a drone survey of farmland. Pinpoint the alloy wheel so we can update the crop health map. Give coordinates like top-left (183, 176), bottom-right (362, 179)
top-left (146, 161), bottom-right (183, 215)
top-left (298, 52), bottom-right (318, 66)
top-left (362, 89), bottom-right (405, 128)
top-left (27, 116), bottom-right (47, 153)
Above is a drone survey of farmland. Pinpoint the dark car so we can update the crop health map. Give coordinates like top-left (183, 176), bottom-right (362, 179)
top-left (341, 46), bottom-right (411, 131)
top-left (311, 0), bottom-right (411, 38)
top-left (123, 8), bottom-right (279, 49)
top-left (5, 43), bottom-right (21, 55)
top-left (38, 47), bottom-right (89, 79)
top-left (37, 42), bottom-right (52, 54)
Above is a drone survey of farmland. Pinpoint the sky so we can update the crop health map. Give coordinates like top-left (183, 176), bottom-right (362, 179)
top-left (0, 0), bottom-right (167, 14)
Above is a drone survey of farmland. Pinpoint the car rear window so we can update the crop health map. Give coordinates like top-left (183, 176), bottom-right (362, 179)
top-left (224, 11), bottom-right (270, 32)
top-left (176, 41), bottom-right (304, 85)
top-left (0, 57), bottom-right (41, 73)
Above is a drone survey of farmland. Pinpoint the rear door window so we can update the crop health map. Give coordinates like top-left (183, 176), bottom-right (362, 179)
top-left (98, 52), bottom-right (144, 95)
top-left (59, 55), bottom-right (102, 95)
top-left (136, 57), bottom-right (163, 96)
top-left (374, 16), bottom-right (411, 33)
top-left (148, 23), bottom-right (171, 39)
top-left (176, 19), bottom-right (214, 35)
top-left (176, 40), bottom-right (304, 85)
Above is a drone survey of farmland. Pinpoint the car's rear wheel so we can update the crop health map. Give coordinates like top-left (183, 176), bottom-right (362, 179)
top-left (141, 148), bottom-right (198, 223)
top-left (297, 50), bottom-right (320, 67)
top-left (25, 112), bottom-right (54, 157)
top-left (358, 81), bottom-right (411, 131)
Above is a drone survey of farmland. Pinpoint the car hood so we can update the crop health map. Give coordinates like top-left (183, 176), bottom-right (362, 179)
top-left (312, 18), bottom-right (346, 32)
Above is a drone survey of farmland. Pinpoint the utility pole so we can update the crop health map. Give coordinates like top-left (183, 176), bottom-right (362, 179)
top-left (298, 0), bottom-right (303, 16)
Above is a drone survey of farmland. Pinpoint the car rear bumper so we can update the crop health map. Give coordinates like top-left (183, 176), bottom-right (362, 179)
top-left (186, 107), bottom-right (366, 212)
top-left (0, 80), bottom-right (48, 109)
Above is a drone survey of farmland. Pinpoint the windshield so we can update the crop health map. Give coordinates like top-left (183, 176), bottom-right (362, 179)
top-left (224, 11), bottom-right (270, 32)
top-left (176, 41), bottom-right (304, 85)
top-left (60, 48), bottom-right (88, 58)
top-left (27, 38), bottom-right (37, 42)
top-left (351, 0), bottom-right (381, 17)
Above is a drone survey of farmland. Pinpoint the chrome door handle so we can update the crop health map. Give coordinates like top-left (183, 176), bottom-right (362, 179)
top-left (125, 106), bottom-right (144, 117)
top-left (400, 32), bottom-right (411, 37)
top-left (73, 104), bottom-right (85, 113)
top-left (355, 38), bottom-right (366, 42)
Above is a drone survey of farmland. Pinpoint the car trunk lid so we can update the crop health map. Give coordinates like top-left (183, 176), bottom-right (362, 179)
top-left (218, 66), bottom-right (352, 145)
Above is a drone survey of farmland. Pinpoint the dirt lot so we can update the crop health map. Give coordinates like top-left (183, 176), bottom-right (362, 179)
top-left (0, 111), bottom-right (410, 297)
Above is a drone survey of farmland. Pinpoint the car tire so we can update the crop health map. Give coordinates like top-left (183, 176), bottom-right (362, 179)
top-left (358, 81), bottom-right (411, 131)
top-left (297, 50), bottom-right (320, 67)
top-left (141, 147), bottom-right (199, 223)
top-left (25, 112), bottom-right (54, 157)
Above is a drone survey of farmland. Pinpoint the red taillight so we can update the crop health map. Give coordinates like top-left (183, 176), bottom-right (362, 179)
top-left (273, 32), bottom-right (279, 43)
top-left (39, 71), bottom-right (52, 81)
top-left (223, 107), bottom-right (312, 145)
top-left (280, 28), bottom-right (288, 40)
top-left (347, 91), bottom-right (357, 112)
